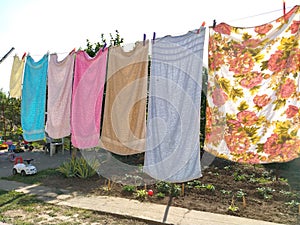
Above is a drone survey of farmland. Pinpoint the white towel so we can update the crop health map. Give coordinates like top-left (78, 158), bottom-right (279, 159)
top-left (144, 29), bottom-right (205, 182)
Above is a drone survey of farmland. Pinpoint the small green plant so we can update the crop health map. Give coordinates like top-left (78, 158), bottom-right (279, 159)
top-left (228, 205), bottom-right (239, 212)
top-left (135, 189), bottom-right (147, 200)
top-left (220, 189), bottom-right (232, 195)
top-left (194, 183), bottom-right (215, 192)
top-left (205, 184), bottom-right (215, 191)
top-left (233, 172), bottom-right (247, 181)
top-left (122, 174), bottom-right (143, 186)
top-left (186, 180), bottom-right (202, 188)
top-left (122, 185), bottom-right (135, 193)
top-left (156, 181), bottom-right (172, 194)
top-left (285, 200), bottom-right (300, 207)
top-left (279, 177), bottom-right (288, 183)
top-left (155, 192), bottom-right (166, 199)
top-left (256, 187), bottom-right (275, 200)
top-left (236, 189), bottom-right (247, 198)
top-left (102, 187), bottom-right (110, 192)
top-left (279, 190), bottom-right (299, 198)
top-left (224, 165), bottom-right (231, 171)
top-left (170, 184), bottom-right (181, 197)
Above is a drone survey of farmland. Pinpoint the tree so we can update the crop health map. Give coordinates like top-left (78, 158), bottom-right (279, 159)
top-left (0, 90), bottom-right (22, 140)
top-left (85, 30), bottom-right (124, 57)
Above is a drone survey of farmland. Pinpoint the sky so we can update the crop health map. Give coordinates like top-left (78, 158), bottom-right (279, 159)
top-left (0, 0), bottom-right (299, 94)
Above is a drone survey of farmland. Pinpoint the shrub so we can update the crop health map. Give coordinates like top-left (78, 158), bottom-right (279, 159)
top-left (57, 157), bottom-right (96, 178)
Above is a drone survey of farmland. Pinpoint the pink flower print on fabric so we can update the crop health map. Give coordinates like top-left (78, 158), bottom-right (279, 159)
top-left (212, 87), bottom-right (228, 107)
top-left (253, 94), bottom-right (271, 107)
top-left (286, 105), bottom-right (299, 118)
top-left (279, 78), bottom-right (296, 99)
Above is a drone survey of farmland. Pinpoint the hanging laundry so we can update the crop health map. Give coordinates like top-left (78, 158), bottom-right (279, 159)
top-left (71, 49), bottom-right (108, 149)
top-left (45, 52), bottom-right (75, 139)
top-left (9, 55), bottom-right (25, 98)
top-left (100, 41), bottom-right (149, 155)
top-left (21, 54), bottom-right (48, 141)
top-left (144, 29), bottom-right (205, 182)
top-left (205, 6), bottom-right (300, 164)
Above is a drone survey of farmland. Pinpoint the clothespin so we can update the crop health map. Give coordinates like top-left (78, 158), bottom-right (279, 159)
top-left (197, 21), bottom-right (206, 34)
top-left (21, 52), bottom-right (27, 60)
top-left (283, 0), bottom-right (287, 22)
top-left (143, 34), bottom-right (146, 46)
top-left (283, 0), bottom-right (286, 17)
top-left (68, 48), bottom-right (76, 55)
top-left (102, 42), bottom-right (107, 52)
top-left (212, 19), bottom-right (217, 29)
top-left (152, 32), bottom-right (156, 45)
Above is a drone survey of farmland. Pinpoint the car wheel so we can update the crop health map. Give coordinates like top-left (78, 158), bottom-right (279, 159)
top-left (21, 170), bottom-right (26, 176)
top-left (12, 168), bottom-right (17, 175)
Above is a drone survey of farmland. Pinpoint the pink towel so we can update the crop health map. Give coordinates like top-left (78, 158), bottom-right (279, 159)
top-left (71, 49), bottom-right (108, 148)
top-left (45, 52), bottom-right (75, 139)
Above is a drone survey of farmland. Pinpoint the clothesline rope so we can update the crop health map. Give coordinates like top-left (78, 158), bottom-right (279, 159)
top-left (228, 6), bottom-right (293, 22)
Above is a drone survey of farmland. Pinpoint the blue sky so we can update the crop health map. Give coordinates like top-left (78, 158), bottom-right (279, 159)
top-left (0, 0), bottom-right (299, 94)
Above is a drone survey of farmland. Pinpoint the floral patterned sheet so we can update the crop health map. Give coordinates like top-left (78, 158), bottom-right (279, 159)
top-left (205, 6), bottom-right (300, 164)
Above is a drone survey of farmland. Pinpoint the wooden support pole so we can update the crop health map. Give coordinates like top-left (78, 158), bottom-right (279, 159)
top-left (181, 183), bottom-right (185, 196)
top-left (108, 179), bottom-right (111, 191)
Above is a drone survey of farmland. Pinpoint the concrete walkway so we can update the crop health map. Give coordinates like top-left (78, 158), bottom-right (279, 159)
top-left (0, 179), bottom-right (284, 225)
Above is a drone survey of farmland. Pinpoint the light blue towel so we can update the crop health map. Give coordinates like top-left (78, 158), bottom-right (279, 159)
top-left (144, 29), bottom-right (205, 182)
top-left (21, 54), bottom-right (48, 141)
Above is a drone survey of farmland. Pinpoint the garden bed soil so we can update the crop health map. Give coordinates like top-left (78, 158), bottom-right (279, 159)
top-left (38, 156), bottom-right (300, 225)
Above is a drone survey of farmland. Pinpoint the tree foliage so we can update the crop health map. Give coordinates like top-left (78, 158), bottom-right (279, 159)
top-left (0, 91), bottom-right (22, 140)
top-left (85, 30), bottom-right (124, 57)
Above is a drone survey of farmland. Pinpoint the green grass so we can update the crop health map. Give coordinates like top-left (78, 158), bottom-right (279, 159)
top-left (1, 168), bottom-right (62, 184)
top-left (0, 189), bottom-right (149, 225)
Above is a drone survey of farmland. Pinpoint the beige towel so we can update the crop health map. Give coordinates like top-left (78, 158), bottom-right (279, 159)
top-left (9, 55), bottom-right (25, 98)
top-left (100, 41), bottom-right (149, 155)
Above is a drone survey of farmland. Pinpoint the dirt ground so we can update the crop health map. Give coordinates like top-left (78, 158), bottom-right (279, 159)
top-left (38, 154), bottom-right (300, 225)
